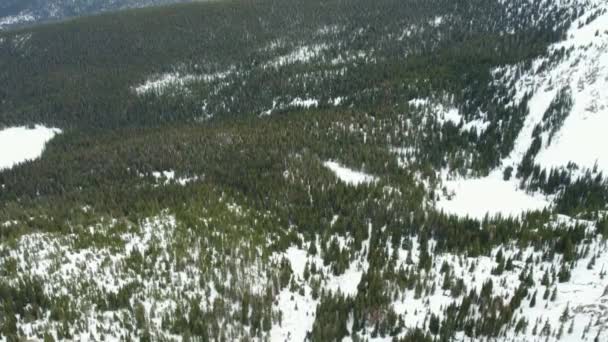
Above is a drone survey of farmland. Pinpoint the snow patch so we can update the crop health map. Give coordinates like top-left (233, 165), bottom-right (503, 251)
top-left (0, 125), bottom-right (60, 170)
top-left (0, 12), bottom-right (35, 28)
top-left (408, 97), bottom-right (463, 125)
top-left (270, 288), bottom-right (317, 342)
top-left (150, 170), bottom-right (199, 186)
top-left (259, 97), bottom-right (319, 116)
top-left (408, 97), bottom-right (490, 134)
top-left (436, 171), bottom-right (551, 219)
top-left (430, 16), bottom-right (444, 27)
top-left (134, 69), bottom-right (232, 95)
top-left (323, 161), bottom-right (377, 186)
top-left (266, 44), bottom-right (329, 69)
top-left (289, 97), bottom-right (318, 108)
top-left (331, 97), bottom-right (345, 106)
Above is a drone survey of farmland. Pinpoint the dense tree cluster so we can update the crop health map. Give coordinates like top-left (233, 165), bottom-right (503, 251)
top-left (0, 0), bottom-right (606, 340)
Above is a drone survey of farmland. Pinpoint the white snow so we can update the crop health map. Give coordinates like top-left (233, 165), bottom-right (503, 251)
top-left (325, 260), bottom-right (365, 296)
top-left (134, 69), bottom-right (232, 95)
top-left (273, 228), bottom-right (372, 340)
top-left (134, 72), bottom-right (199, 95)
top-left (439, 2), bottom-right (608, 219)
top-left (462, 117), bottom-right (491, 133)
top-left (0, 12), bottom-right (35, 28)
top-left (408, 97), bottom-right (431, 107)
top-left (270, 247), bottom-right (319, 341)
top-left (266, 44), bottom-right (329, 69)
top-left (289, 97), bottom-right (319, 108)
top-left (270, 288), bottom-right (317, 342)
top-left (259, 97), bottom-right (320, 116)
top-left (274, 217), bottom-right (608, 342)
top-left (393, 228), bottom-right (608, 342)
top-left (323, 161), bottom-right (377, 186)
top-left (0, 207), bottom-right (281, 341)
top-left (316, 25), bottom-right (341, 36)
top-left (408, 97), bottom-right (490, 134)
top-left (331, 97), bottom-right (345, 106)
top-left (441, 107), bottom-right (462, 126)
top-left (430, 16), bottom-right (444, 27)
top-left (501, 2), bottom-right (608, 173)
top-left (0, 125), bottom-right (60, 170)
top-left (436, 171), bottom-right (551, 219)
top-left (151, 170), bottom-right (199, 185)
top-left (408, 97), bottom-right (462, 126)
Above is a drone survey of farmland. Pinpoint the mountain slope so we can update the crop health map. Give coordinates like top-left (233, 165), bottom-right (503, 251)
top-left (1, 0), bottom-right (608, 341)
top-left (0, 0), bottom-right (195, 30)
top-left (501, 0), bottom-right (608, 174)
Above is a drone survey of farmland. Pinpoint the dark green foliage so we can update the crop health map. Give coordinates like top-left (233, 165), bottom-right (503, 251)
top-left (0, 277), bottom-right (50, 339)
top-left (541, 86), bottom-right (574, 145)
top-left (0, 0), bottom-right (576, 178)
top-left (0, 0), bottom-right (603, 340)
top-left (309, 293), bottom-right (352, 341)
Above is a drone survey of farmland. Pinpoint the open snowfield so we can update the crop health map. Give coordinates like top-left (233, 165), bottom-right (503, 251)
top-left (436, 171), bottom-right (551, 220)
top-left (0, 125), bottom-right (60, 170)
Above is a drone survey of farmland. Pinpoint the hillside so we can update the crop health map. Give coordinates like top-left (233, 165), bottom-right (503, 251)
top-left (1, 0), bottom-right (608, 341)
top-left (0, 0), bottom-right (195, 30)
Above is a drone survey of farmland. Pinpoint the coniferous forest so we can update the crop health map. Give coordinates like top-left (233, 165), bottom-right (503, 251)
top-left (1, 0), bottom-right (608, 341)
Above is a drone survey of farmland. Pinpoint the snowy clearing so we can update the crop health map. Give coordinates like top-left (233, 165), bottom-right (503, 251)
top-left (436, 171), bottom-right (551, 219)
top-left (323, 161), bottom-right (377, 186)
top-left (0, 125), bottom-right (60, 170)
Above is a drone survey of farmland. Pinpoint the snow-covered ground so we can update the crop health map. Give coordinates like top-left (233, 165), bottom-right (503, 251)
top-left (0, 12), bottom-right (35, 29)
top-left (133, 69), bottom-right (232, 95)
top-left (323, 160), bottom-right (377, 186)
top-left (271, 226), bottom-right (371, 341)
top-left (272, 216), bottom-right (608, 341)
top-left (436, 171), bottom-right (551, 220)
top-left (259, 96), bottom-right (340, 116)
top-left (500, 0), bottom-right (608, 174)
top-left (408, 97), bottom-right (490, 134)
top-left (151, 170), bottom-right (199, 185)
top-left (3, 209), bottom-right (605, 341)
top-left (265, 44), bottom-right (329, 69)
top-left (434, 1), bottom-right (608, 219)
top-left (0, 205), bottom-right (283, 341)
top-left (0, 125), bottom-right (60, 170)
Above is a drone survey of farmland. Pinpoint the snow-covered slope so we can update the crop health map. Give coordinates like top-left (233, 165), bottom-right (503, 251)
top-left (273, 216), bottom-right (608, 342)
top-left (0, 0), bottom-right (193, 30)
top-left (437, 0), bottom-right (608, 219)
top-left (0, 125), bottom-right (60, 170)
top-left (502, 0), bottom-right (608, 174)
